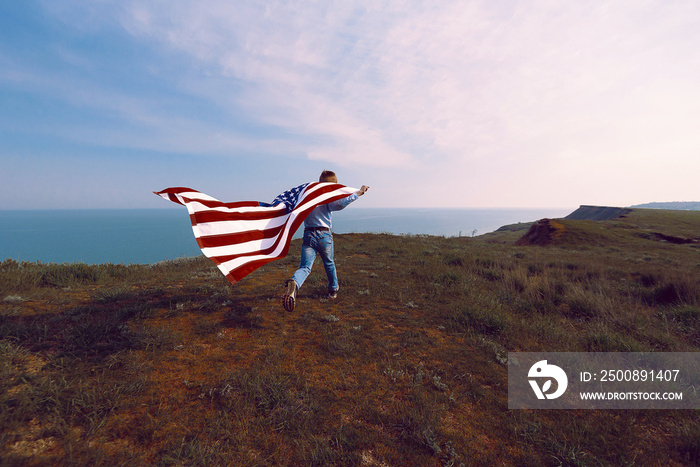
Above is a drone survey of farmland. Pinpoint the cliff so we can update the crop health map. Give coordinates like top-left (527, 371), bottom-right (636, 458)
top-left (564, 205), bottom-right (632, 221)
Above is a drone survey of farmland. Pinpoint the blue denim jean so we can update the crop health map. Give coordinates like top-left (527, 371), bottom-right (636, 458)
top-left (292, 230), bottom-right (338, 292)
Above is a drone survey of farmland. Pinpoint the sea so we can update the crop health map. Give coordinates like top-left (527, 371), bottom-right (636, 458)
top-left (0, 207), bottom-right (573, 265)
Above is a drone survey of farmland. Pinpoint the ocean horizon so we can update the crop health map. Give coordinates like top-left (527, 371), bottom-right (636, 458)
top-left (0, 207), bottom-right (573, 265)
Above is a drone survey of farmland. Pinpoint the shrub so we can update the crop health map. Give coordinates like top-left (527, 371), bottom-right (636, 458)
top-left (39, 263), bottom-right (103, 287)
top-left (0, 259), bottom-right (42, 293)
top-left (443, 253), bottom-right (465, 267)
top-left (644, 278), bottom-right (698, 306)
top-left (561, 287), bottom-right (605, 320)
top-left (667, 305), bottom-right (700, 325)
top-left (451, 305), bottom-right (506, 335)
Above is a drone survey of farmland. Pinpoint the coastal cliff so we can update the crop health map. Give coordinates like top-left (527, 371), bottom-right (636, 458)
top-left (564, 205), bottom-right (632, 221)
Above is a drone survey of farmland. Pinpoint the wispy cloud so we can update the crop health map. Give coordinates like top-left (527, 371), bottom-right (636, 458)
top-left (107, 1), bottom-right (700, 171)
top-left (4, 0), bottom-right (699, 207)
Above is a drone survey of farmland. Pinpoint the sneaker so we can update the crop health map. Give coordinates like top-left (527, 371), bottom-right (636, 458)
top-left (328, 290), bottom-right (338, 300)
top-left (283, 280), bottom-right (297, 312)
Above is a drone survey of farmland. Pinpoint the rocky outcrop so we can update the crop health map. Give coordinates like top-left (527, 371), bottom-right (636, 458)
top-left (514, 219), bottom-right (566, 246)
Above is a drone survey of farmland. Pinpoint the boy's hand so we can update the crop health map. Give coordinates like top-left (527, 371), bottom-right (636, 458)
top-left (357, 185), bottom-right (369, 196)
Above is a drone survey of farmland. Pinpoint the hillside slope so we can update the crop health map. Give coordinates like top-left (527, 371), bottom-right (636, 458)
top-left (1, 210), bottom-right (699, 465)
top-left (515, 207), bottom-right (700, 247)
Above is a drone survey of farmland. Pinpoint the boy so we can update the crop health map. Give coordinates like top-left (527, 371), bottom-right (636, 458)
top-left (283, 170), bottom-right (369, 312)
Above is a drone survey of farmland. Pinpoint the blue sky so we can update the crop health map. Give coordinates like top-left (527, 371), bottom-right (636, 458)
top-left (1, 1), bottom-right (699, 209)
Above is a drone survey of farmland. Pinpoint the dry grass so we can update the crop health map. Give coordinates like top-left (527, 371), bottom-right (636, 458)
top-left (1, 208), bottom-right (699, 465)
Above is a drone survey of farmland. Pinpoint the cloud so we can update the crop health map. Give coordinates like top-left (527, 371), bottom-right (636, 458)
top-left (23, 0), bottom-right (700, 206)
top-left (118, 1), bottom-right (423, 166)
top-left (110, 1), bottom-right (700, 164)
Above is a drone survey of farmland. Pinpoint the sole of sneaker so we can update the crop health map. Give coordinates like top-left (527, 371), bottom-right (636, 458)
top-left (283, 294), bottom-right (295, 312)
top-left (283, 280), bottom-right (297, 312)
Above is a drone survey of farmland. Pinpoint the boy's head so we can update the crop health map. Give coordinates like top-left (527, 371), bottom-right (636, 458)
top-left (319, 170), bottom-right (337, 183)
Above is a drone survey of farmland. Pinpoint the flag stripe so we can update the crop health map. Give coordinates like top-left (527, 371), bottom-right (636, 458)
top-left (196, 224), bottom-right (284, 249)
top-left (190, 208), bottom-right (282, 224)
top-left (154, 182), bottom-right (357, 283)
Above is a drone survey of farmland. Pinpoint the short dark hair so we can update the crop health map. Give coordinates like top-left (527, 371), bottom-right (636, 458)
top-left (319, 170), bottom-right (337, 183)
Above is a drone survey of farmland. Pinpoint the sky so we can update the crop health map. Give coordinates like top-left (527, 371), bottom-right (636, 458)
top-left (1, 0), bottom-right (699, 210)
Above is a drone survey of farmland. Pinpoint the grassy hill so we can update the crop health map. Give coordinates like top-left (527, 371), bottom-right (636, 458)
top-left (1, 208), bottom-right (699, 465)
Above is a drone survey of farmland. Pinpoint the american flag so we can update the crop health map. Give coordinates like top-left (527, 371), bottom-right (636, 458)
top-left (154, 182), bottom-right (357, 284)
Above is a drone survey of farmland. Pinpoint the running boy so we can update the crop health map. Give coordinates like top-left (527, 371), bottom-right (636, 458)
top-left (283, 170), bottom-right (369, 312)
